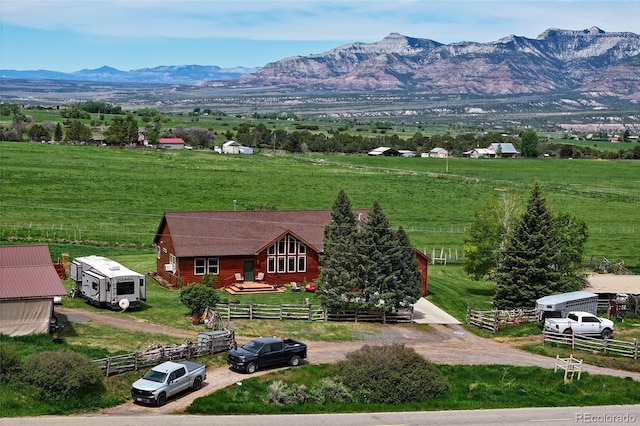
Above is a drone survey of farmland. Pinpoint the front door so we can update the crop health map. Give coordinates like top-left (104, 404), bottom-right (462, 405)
top-left (244, 260), bottom-right (254, 282)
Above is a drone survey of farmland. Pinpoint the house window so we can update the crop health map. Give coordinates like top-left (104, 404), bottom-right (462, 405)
top-left (169, 254), bottom-right (176, 268)
top-left (195, 257), bottom-right (219, 275)
top-left (156, 245), bottom-right (161, 259)
top-left (194, 258), bottom-right (206, 275)
top-left (268, 235), bottom-right (307, 274)
top-left (207, 258), bottom-right (219, 274)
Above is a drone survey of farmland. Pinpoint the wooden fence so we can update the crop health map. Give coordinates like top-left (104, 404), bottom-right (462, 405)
top-left (466, 307), bottom-right (538, 333)
top-left (93, 330), bottom-right (235, 376)
top-left (211, 303), bottom-right (413, 323)
top-left (542, 330), bottom-right (639, 359)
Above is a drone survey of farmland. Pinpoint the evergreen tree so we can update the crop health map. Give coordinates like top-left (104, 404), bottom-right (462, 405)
top-left (553, 212), bottom-right (588, 291)
top-left (54, 122), bottom-right (63, 142)
top-left (316, 189), bottom-right (361, 310)
top-left (64, 120), bottom-right (92, 143)
top-left (494, 182), bottom-right (563, 309)
top-left (389, 227), bottom-right (423, 309)
top-left (359, 201), bottom-right (397, 310)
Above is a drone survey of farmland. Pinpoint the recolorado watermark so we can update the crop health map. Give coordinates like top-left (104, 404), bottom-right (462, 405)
top-left (576, 413), bottom-right (637, 424)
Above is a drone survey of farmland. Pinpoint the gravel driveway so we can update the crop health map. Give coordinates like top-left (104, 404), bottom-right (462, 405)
top-left (55, 307), bottom-right (640, 417)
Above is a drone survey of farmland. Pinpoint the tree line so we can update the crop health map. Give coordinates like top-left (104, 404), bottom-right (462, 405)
top-left (1, 102), bottom-right (640, 159)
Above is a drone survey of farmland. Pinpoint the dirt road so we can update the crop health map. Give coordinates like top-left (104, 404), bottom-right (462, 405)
top-left (56, 307), bottom-right (640, 417)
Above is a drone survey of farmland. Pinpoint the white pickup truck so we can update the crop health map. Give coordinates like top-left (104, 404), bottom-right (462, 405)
top-left (544, 311), bottom-right (614, 339)
top-left (131, 360), bottom-right (206, 406)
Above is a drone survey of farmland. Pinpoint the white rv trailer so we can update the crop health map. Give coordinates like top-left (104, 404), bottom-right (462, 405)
top-left (535, 291), bottom-right (598, 321)
top-left (70, 255), bottom-right (146, 309)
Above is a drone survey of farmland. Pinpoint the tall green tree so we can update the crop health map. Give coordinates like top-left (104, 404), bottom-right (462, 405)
top-left (316, 189), bottom-right (361, 310)
top-left (463, 194), bottom-right (519, 280)
top-left (389, 226), bottom-right (423, 308)
top-left (494, 182), bottom-right (564, 309)
top-left (359, 201), bottom-right (397, 309)
top-left (64, 120), bottom-right (92, 143)
top-left (105, 113), bottom-right (138, 145)
top-left (54, 122), bottom-right (64, 142)
top-left (553, 212), bottom-right (588, 291)
top-left (520, 129), bottom-right (539, 158)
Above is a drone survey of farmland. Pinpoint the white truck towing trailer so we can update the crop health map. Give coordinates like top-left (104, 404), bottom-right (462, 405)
top-left (70, 255), bottom-right (146, 309)
top-left (535, 291), bottom-right (598, 322)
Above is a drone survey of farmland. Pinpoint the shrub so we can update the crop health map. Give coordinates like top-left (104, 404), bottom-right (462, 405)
top-left (264, 380), bottom-right (308, 406)
top-left (308, 377), bottom-right (352, 404)
top-left (0, 341), bottom-right (20, 377)
top-left (333, 344), bottom-right (448, 404)
top-left (201, 273), bottom-right (218, 288)
top-left (20, 350), bottom-right (104, 402)
top-left (179, 283), bottom-right (220, 314)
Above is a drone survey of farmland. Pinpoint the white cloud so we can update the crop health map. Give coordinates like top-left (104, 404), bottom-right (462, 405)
top-left (2, 1), bottom-right (638, 43)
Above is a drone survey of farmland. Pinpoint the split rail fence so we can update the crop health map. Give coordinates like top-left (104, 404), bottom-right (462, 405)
top-left (542, 330), bottom-right (639, 359)
top-left (92, 330), bottom-right (235, 376)
top-left (466, 307), bottom-right (538, 333)
top-left (211, 303), bottom-right (413, 323)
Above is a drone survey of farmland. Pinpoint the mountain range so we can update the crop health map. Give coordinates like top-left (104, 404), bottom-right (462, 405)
top-left (0, 65), bottom-right (259, 85)
top-left (2, 27), bottom-right (639, 99)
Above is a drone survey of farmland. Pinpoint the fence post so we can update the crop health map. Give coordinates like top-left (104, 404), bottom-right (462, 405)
top-left (382, 310), bottom-right (386, 324)
top-left (493, 311), bottom-right (499, 333)
top-left (280, 303), bottom-right (283, 320)
top-left (249, 303), bottom-right (253, 320)
top-left (634, 339), bottom-right (638, 360)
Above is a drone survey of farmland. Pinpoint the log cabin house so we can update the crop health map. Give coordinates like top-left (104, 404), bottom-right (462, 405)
top-left (153, 210), bottom-right (430, 295)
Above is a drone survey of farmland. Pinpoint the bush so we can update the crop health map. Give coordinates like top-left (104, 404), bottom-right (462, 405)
top-left (264, 380), bottom-right (308, 406)
top-left (20, 350), bottom-right (104, 402)
top-left (333, 344), bottom-right (448, 404)
top-left (179, 283), bottom-right (220, 314)
top-left (308, 377), bottom-right (352, 404)
top-left (0, 341), bottom-right (20, 377)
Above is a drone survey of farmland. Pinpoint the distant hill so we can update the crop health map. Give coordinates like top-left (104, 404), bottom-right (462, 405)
top-left (0, 65), bottom-right (260, 84)
top-left (230, 27), bottom-right (640, 100)
top-left (2, 27), bottom-right (639, 101)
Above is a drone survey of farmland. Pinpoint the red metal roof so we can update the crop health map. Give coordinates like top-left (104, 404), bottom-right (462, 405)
top-left (158, 138), bottom-right (185, 144)
top-left (154, 210), bottom-right (368, 258)
top-left (0, 245), bottom-right (67, 299)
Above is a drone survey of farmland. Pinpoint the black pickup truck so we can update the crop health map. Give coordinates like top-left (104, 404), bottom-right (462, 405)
top-left (227, 336), bottom-right (307, 374)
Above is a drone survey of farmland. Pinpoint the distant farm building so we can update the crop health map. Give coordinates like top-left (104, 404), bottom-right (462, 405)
top-left (158, 138), bottom-right (186, 149)
top-left (368, 147), bottom-right (400, 156)
top-left (423, 147), bottom-right (449, 158)
top-left (222, 140), bottom-right (254, 154)
top-left (464, 143), bottom-right (520, 158)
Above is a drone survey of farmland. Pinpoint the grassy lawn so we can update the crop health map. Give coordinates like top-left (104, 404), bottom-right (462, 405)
top-left (185, 363), bottom-right (640, 415)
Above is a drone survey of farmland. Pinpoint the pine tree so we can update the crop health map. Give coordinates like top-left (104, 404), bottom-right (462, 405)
top-left (316, 189), bottom-right (361, 310)
top-left (390, 227), bottom-right (423, 309)
top-left (494, 182), bottom-right (563, 309)
top-left (359, 201), bottom-right (396, 310)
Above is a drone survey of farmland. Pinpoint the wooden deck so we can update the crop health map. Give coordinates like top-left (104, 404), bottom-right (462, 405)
top-left (224, 282), bottom-right (285, 295)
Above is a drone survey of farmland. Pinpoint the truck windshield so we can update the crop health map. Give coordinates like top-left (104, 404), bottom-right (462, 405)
top-left (242, 341), bottom-right (263, 353)
top-left (142, 369), bottom-right (167, 383)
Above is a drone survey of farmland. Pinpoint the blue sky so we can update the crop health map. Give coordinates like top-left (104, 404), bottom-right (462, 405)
top-left (1, 1), bottom-right (638, 72)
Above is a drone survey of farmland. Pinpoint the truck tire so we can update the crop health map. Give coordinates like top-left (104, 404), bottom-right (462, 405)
top-left (563, 328), bottom-right (573, 335)
top-left (192, 376), bottom-right (202, 391)
top-left (246, 362), bottom-right (257, 374)
top-left (156, 392), bottom-right (167, 407)
top-left (289, 355), bottom-right (301, 367)
top-left (602, 328), bottom-right (612, 339)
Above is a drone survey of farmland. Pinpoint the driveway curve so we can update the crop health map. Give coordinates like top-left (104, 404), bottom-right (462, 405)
top-left (55, 307), bottom-right (640, 417)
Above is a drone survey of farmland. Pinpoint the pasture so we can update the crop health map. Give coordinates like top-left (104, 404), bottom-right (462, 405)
top-left (0, 141), bottom-right (639, 268)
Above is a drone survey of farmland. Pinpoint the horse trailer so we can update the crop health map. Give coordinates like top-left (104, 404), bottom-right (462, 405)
top-left (535, 291), bottom-right (598, 321)
top-left (70, 255), bottom-right (146, 309)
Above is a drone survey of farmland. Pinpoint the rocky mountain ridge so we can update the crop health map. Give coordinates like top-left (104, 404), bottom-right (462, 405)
top-left (232, 27), bottom-right (640, 99)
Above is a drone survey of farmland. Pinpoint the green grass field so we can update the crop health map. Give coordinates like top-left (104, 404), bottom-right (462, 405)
top-left (1, 142), bottom-right (638, 267)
